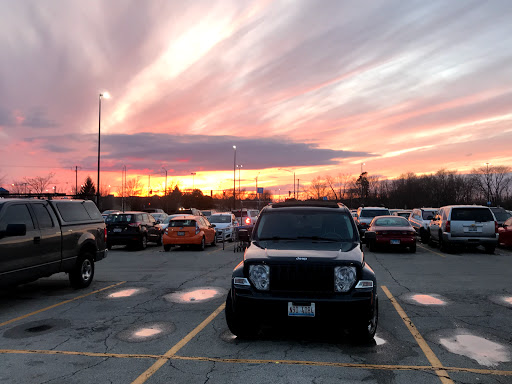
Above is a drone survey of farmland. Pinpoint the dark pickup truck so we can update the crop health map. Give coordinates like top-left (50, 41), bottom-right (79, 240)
top-left (0, 199), bottom-right (107, 289)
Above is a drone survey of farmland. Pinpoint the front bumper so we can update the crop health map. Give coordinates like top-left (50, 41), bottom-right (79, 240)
top-left (232, 287), bottom-right (375, 325)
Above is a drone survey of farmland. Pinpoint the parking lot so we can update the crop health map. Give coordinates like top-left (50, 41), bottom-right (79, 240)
top-left (1, 241), bottom-right (511, 384)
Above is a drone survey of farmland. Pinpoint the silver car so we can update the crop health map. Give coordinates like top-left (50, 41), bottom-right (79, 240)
top-left (408, 208), bottom-right (438, 243)
top-left (428, 205), bottom-right (498, 253)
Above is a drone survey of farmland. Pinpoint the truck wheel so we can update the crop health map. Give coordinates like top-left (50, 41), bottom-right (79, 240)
top-left (225, 290), bottom-right (258, 339)
top-left (164, 244), bottom-right (171, 252)
top-left (69, 252), bottom-right (95, 289)
top-left (107, 242), bottom-right (112, 250)
top-left (420, 230), bottom-right (429, 244)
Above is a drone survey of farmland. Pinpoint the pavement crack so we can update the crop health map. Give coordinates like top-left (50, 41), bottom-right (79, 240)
top-left (49, 337), bottom-right (70, 351)
top-left (203, 361), bottom-right (216, 384)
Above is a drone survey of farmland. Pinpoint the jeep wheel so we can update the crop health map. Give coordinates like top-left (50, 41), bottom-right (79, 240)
top-left (69, 252), bottom-right (95, 289)
top-left (352, 298), bottom-right (378, 342)
top-left (225, 290), bottom-right (258, 339)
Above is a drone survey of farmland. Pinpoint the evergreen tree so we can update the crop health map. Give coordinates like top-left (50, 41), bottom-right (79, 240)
top-left (78, 176), bottom-right (96, 197)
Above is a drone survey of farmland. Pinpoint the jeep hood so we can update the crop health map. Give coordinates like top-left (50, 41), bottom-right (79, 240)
top-left (245, 241), bottom-right (364, 265)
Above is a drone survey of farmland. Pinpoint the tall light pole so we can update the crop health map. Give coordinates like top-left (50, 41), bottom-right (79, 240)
top-left (237, 164), bottom-right (243, 210)
top-left (233, 145), bottom-right (237, 210)
top-left (279, 168), bottom-right (296, 199)
top-left (97, 91), bottom-right (110, 209)
top-left (191, 172), bottom-right (196, 190)
top-left (122, 165), bottom-right (127, 212)
top-left (255, 171), bottom-right (261, 209)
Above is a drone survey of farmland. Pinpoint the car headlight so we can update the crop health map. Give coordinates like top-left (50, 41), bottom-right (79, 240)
top-left (334, 266), bottom-right (357, 292)
top-left (249, 265), bottom-right (270, 291)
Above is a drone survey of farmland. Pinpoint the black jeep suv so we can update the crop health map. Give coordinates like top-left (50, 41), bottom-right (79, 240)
top-left (225, 201), bottom-right (378, 341)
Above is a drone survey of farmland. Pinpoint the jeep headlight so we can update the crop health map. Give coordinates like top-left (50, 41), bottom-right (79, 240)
top-left (249, 265), bottom-right (270, 291)
top-left (334, 266), bottom-right (357, 292)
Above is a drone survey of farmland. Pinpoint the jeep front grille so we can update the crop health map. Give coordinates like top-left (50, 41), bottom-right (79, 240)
top-left (270, 264), bottom-right (334, 293)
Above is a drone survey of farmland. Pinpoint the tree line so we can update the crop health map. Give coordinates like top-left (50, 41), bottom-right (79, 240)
top-left (305, 165), bottom-right (512, 209)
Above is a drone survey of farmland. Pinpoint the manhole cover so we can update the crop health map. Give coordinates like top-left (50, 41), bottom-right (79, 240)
top-left (3, 319), bottom-right (71, 339)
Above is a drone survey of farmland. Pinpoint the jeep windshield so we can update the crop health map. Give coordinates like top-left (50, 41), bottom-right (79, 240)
top-left (254, 211), bottom-right (356, 242)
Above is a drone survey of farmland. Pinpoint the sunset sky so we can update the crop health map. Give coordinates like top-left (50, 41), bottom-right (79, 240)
top-left (1, 0), bottom-right (511, 198)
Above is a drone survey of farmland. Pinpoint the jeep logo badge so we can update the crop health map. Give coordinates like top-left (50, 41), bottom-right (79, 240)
top-left (296, 257), bottom-right (308, 261)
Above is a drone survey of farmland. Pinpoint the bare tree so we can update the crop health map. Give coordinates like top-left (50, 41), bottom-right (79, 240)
top-left (125, 177), bottom-right (144, 197)
top-left (325, 175), bottom-right (338, 200)
top-left (308, 176), bottom-right (328, 200)
top-left (24, 173), bottom-right (55, 194)
top-left (472, 165), bottom-right (511, 205)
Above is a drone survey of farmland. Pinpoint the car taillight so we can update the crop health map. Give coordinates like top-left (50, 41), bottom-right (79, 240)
top-left (128, 222), bottom-right (141, 230)
top-left (245, 217), bottom-right (251, 225)
top-left (104, 227), bottom-right (107, 242)
top-left (445, 221), bottom-right (450, 233)
top-left (495, 221), bottom-right (499, 233)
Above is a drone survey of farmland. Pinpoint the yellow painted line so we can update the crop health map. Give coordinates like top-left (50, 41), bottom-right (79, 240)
top-left (173, 356), bottom-right (512, 376)
top-left (131, 302), bottom-right (226, 384)
top-left (418, 244), bottom-right (446, 258)
top-left (1, 348), bottom-right (511, 377)
top-left (382, 286), bottom-right (453, 384)
top-left (0, 348), bottom-right (159, 359)
top-left (0, 281), bottom-right (126, 328)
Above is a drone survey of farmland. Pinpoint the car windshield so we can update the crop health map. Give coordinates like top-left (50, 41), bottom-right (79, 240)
top-left (209, 215), bottom-right (231, 224)
top-left (106, 214), bottom-right (133, 223)
top-left (255, 211), bottom-right (355, 241)
top-left (491, 209), bottom-right (511, 221)
top-left (422, 210), bottom-right (437, 220)
top-left (169, 219), bottom-right (196, 227)
top-left (374, 217), bottom-right (410, 227)
top-left (360, 209), bottom-right (390, 218)
top-left (451, 208), bottom-right (494, 221)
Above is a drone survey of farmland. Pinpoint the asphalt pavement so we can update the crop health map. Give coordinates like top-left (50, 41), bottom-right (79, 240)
top-left (1, 241), bottom-right (511, 384)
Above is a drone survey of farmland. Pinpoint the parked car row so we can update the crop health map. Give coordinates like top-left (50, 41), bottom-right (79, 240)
top-left (356, 204), bottom-right (511, 253)
top-left (102, 208), bottom-right (260, 252)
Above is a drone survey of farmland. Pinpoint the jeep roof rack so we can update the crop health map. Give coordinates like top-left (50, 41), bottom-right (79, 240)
top-left (271, 200), bottom-right (346, 209)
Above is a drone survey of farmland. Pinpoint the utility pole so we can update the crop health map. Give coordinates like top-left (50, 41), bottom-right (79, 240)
top-left (297, 178), bottom-right (300, 200)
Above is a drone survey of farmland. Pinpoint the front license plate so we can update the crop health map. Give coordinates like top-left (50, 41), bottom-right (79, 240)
top-left (390, 239), bottom-right (400, 245)
top-left (177, 231), bottom-right (185, 236)
top-left (113, 228), bottom-right (122, 233)
top-left (288, 302), bottom-right (315, 317)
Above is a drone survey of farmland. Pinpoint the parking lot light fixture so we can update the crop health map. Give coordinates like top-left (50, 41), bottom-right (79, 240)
top-left (279, 168), bottom-right (296, 199)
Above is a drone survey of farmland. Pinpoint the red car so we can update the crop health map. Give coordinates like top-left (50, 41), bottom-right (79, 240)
top-left (498, 217), bottom-right (512, 247)
top-left (365, 215), bottom-right (417, 253)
